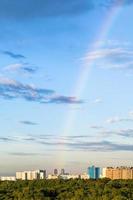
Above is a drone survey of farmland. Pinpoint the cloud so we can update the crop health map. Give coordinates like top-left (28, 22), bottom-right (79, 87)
top-left (84, 46), bottom-right (133, 72)
top-left (2, 51), bottom-right (26, 59)
top-left (0, 0), bottom-right (132, 20)
top-left (0, 137), bottom-right (14, 142)
top-left (22, 137), bottom-right (37, 142)
top-left (78, 141), bottom-right (133, 152)
top-left (4, 63), bottom-right (37, 74)
top-left (1, 134), bottom-right (132, 152)
top-left (20, 121), bottom-right (38, 125)
top-left (22, 66), bottom-right (37, 73)
top-left (115, 128), bottom-right (133, 138)
top-left (102, 128), bottom-right (133, 138)
top-left (22, 134), bottom-right (92, 143)
top-left (92, 98), bottom-right (102, 104)
top-left (37, 139), bottom-right (133, 152)
top-left (85, 47), bottom-right (133, 62)
top-left (0, 77), bottom-right (54, 101)
top-left (18, 134), bottom-right (133, 151)
top-left (129, 111), bottom-right (133, 117)
top-left (8, 152), bottom-right (49, 156)
top-left (48, 96), bottom-right (83, 104)
top-left (106, 116), bottom-right (133, 124)
top-left (90, 125), bottom-right (103, 130)
top-left (105, 62), bottom-right (133, 71)
top-left (0, 77), bottom-right (83, 104)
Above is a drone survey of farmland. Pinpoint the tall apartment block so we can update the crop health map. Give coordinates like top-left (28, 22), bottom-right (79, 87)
top-left (88, 166), bottom-right (100, 179)
top-left (102, 167), bottom-right (133, 180)
top-left (16, 170), bottom-right (46, 180)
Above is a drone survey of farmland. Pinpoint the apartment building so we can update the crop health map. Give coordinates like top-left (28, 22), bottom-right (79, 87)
top-left (16, 170), bottom-right (46, 180)
top-left (102, 167), bottom-right (133, 180)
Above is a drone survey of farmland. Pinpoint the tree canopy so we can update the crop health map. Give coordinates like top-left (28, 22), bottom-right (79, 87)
top-left (0, 178), bottom-right (132, 200)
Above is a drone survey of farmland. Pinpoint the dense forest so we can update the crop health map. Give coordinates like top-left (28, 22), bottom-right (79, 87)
top-left (0, 178), bottom-right (133, 200)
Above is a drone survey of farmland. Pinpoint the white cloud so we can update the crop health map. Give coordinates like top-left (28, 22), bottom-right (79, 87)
top-left (106, 116), bottom-right (133, 124)
top-left (83, 44), bottom-right (133, 72)
top-left (84, 47), bottom-right (133, 61)
top-left (90, 125), bottom-right (103, 130)
top-left (129, 111), bottom-right (133, 117)
top-left (92, 98), bottom-right (102, 104)
top-left (0, 76), bottom-right (83, 104)
top-left (3, 63), bottom-right (37, 74)
top-left (0, 76), bottom-right (17, 85)
top-left (4, 63), bottom-right (23, 71)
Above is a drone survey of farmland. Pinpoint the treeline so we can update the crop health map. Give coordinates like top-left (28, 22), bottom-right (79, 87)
top-left (0, 178), bottom-right (133, 200)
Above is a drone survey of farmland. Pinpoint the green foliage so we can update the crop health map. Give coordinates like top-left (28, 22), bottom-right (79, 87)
top-left (0, 179), bottom-right (132, 200)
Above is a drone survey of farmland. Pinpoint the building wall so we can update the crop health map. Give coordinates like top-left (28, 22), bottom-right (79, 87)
top-left (0, 176), bottom-right (16, 181)
top-left (103, 167), bottom-right (133, 180)
top-left (16, 170), bottom-right (46, 180)
top-left (88, 166), bottom-right (100, 179)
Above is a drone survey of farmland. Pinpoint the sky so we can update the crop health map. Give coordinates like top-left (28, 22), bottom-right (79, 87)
top-left (0, 0), bottom-right (133, 175)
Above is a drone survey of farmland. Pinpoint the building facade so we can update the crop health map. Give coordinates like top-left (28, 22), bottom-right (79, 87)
top-left (102, 167), bottom-right (133, 180)
top-left (0, 176), bottom-right (16, 181)
top-left (88, 166), bottom-right (100, 179)
top-left (16, 170), bottom-right (46, 180)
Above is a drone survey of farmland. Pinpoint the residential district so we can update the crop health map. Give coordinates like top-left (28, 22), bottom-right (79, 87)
top-left (0, 166), bottom-right (133, 181)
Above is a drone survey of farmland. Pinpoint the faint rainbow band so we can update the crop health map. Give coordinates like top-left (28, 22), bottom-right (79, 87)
top-left (58, 0), bottom-right (123, 166)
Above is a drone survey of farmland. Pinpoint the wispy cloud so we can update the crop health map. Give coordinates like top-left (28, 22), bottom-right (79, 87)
top-left (0, 77), bottom-right (54, 100)
top-left (8, 152), bottom-right (49, 156)
top-left (0, 77), bottom-right (83, 104)
top-left (20, 121), bottom-right (38, 126)
top-left (85, 47), bottom-right (133, 62)
top-left (129, 110), bottom-right (133, 117)
top-left (92, 98), bottom-right (102, 104)
top-left (2, 134), bottom-right (132, 152)
top-left (106, 116), bottom-right (133, 124)
top-left (84, 46), bottom-right (133, 72)
top-left (31, 139), bottom-right (133, 152)
top-left (75, 141), bottom-right (133, 152)
top-left (90, 125), bottom-right (104, 130)
top-left (101, 128), bottom-right (133, 138)
top-left (48, 96), bottom-right (83, 104)
top-left (116, 128), bottom-right (133, 138)
top-left (0, 137), bottom-right (14, 142)
top-left (2, 51), bottom-right (26, 59)
top-left (4, 63), bottom-right (37, 74)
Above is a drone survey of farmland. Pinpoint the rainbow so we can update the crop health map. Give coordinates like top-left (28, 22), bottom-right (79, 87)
top-left (59, 0), bottom-right (124, 166)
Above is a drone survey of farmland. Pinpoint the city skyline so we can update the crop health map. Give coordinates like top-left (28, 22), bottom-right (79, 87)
top-left (0, 0), bottom-right (133, 175)
top-left (1, 165), bottom-right (133, 181)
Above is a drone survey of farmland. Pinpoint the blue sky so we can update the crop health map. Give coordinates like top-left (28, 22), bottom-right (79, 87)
top-left (0, 0), bottom-right (133, 175)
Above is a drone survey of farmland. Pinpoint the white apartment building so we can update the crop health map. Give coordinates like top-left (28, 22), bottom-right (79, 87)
top-left (59, 174), bottom-right (80, 180)
top-left (0, 176), bottom-right (16, 181)
top-left (16, 170), bottom-right (46, 180)
top-left (102, 168), bottom-right (107, 178)
top-left (101, 167), bottom-right (133, 180)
